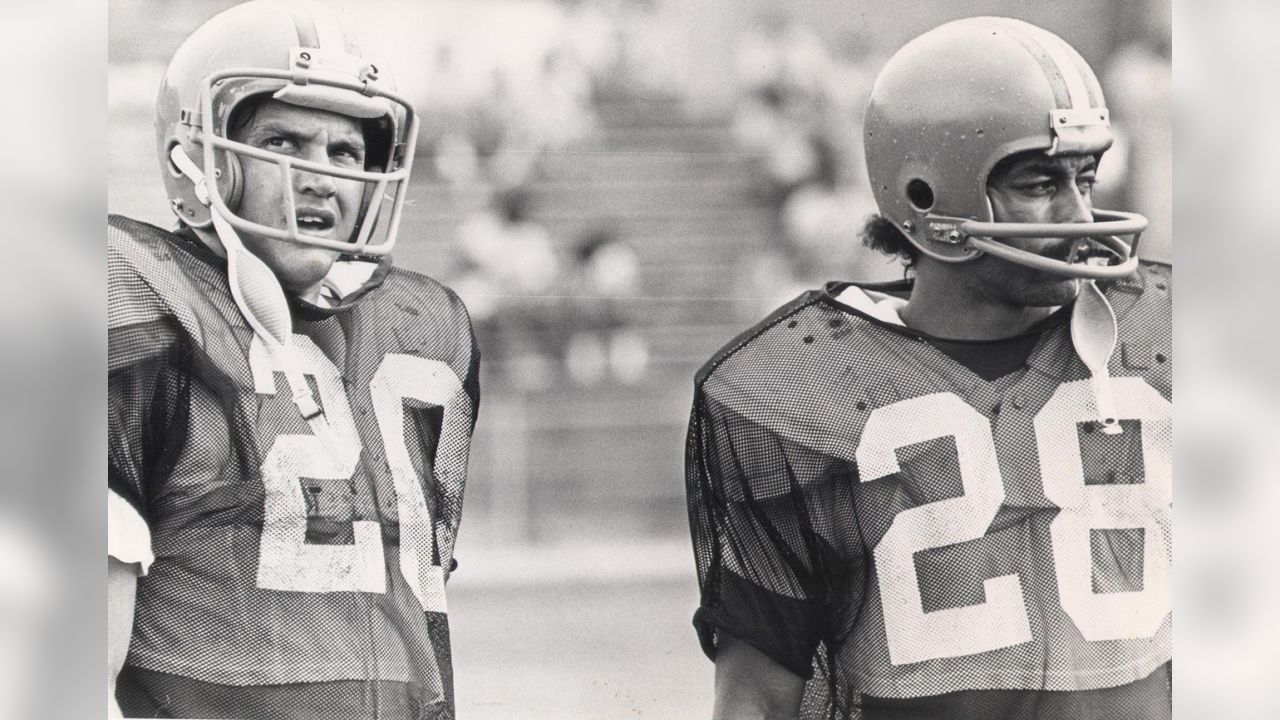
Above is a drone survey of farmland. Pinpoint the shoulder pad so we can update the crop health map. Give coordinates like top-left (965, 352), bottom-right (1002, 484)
top-left (695, 288), bottom-right (826, 388)
top-left (356, 268), bottom-right (479, 374)
top-left (694, 288), bottom-right (892, 456)
top-left (107, 215), bottom-right (240, 372)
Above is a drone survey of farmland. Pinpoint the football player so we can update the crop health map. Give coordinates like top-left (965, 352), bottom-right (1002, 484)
top-left (107, 2), bottom-right (479, 718)
top-left (686, 17), bottom-right (1170, 720)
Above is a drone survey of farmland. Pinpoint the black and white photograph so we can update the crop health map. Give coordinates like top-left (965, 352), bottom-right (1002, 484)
top-left (35, 0), bottom-right (1246, 718)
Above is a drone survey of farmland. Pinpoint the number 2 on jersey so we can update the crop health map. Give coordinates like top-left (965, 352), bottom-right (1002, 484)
top-left (857, 379), bottom-right (1171, 665)
top-left (250, 335), bottom-right (469, 613)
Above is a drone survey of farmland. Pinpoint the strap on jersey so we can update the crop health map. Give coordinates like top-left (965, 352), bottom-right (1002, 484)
top-left (211, 206), bottom-right (346, 461)
top-left (1071, 281), bottom-right (1122, 434)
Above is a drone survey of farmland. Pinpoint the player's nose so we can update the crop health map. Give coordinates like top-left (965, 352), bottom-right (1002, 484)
top-left (291, 139), bottom-right (340, 198)
top-left (1053, 182), bottom-right (1092, 224)
top-left (294, 166), bottom-right (337, 198)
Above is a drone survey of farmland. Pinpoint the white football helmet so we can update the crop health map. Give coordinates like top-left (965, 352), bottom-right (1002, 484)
top-left (156, 0), bottom-right (418, 256)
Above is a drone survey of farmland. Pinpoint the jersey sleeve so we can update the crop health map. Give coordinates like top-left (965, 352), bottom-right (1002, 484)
top-left (434, 285), bottom-right (480, 585)
top-left (107, 324), bottom-right (191, 570)
top-left (686, 380), bottom-right (860, 680)
top-left (106, 221), bottom-right (196, 571)
top-left (374, 272), bottom-right (481, 587)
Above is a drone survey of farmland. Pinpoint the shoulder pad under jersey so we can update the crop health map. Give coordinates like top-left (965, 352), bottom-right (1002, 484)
top-left (693, 287), bottom-right (900, 464)
top-left (108, 215), bottom-right (243, 373)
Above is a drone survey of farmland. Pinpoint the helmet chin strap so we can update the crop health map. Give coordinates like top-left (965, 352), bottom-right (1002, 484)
top-left (1070, 280), bottom-right (1123, 435)
top-left (172, 146), bottom-right (345, 459)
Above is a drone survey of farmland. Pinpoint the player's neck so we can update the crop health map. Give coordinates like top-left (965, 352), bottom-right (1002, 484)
top-left (190, 225), bottom-right (228, 259)
top-left (901, 265), bottom-right (1056, 341)
top-left (189, 224), bottom-right (326, 306)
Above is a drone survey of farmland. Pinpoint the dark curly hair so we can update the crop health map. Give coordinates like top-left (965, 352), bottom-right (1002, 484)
top-left (861, 214), bottom-right (919, 269)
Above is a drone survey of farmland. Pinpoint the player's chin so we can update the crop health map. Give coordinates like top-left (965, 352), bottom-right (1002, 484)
top-left (1012, 275), bottom-right (1081, 307)
top-left (277, 246), bottom-right (341, 289)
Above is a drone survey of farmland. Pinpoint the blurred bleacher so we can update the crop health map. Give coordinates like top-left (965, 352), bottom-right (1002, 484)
top-left (394, 88), bottom-right (773, 548)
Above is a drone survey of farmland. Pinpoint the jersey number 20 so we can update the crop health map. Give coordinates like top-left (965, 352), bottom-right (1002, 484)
top-left (856, 380), bottom-right (1171, 665)
top-left (249, 335), bottom-right (470, 614)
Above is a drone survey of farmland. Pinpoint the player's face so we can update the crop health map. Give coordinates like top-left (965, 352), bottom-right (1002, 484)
top-left (229, 100), bottom-right (367, 301)
top-left (974, 151), bottom-right (1099, 307)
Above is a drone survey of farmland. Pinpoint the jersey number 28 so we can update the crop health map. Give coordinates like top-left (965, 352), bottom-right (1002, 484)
top-left (856, 379), bottom-right (1171, 665)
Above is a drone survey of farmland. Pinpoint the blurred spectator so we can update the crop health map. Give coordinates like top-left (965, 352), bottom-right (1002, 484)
top-left (563, 228), bottom-right (649, 386)
top-left (779, 138), bottom-right (898, 283)
top-left (452, 188), bottom-right (561, 389)
top-left (1104, 7), bottom-right (1172, 263)
top-left (414, 4), bottom-right (600, 194)
top-left (731, 21), bottom-right (898, 291)
top-left (731, 22), bottom-right (832, 202)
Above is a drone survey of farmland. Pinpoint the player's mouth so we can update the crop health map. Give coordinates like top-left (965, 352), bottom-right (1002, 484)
top-left (295, 208), bottom-right (337, 235)
top-left (1059, 238), bottom-right (1116, 266)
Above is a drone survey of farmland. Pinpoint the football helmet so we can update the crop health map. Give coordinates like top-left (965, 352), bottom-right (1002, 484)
top-left (156, 0), bottom-right (418, 257)
top-left (863, 17), bottom-right (1146, 279)
top-left (154, 0), bottom-right (420, 452)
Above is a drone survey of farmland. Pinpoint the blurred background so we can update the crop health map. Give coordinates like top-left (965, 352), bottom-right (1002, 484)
top-left (102, 0), bottom-right (1175, 717)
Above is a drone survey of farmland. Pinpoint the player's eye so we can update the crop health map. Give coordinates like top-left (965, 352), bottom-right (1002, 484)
top-left (1014, 178), bottom-right (1057, 196)
top-left (260, 135), bottom-right (299, 153)
top-left (330, 144), bottom-right (365, 167)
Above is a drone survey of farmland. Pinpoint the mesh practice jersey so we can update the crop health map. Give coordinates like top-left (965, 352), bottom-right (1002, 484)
top-left (108, 215), bottom-right (480, 719)
top-left (687, 265), bottom-right (1172, 720)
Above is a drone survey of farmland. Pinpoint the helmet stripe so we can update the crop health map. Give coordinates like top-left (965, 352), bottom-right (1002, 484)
top-left (311, 7), bottom-right (348, 52)
top-left (1017, 22), bottom-right (1094, 111)
top-left (977, 19), bottom-right (1070, 109)
top-left (987, 18), bottom-right (1094, 111)
top-left (1064, 47), bottom-right (1104, 108)
top-left (290, 7), bottom-right (320, 48)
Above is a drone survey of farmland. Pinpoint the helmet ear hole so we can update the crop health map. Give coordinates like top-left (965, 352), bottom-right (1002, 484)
top-left (906, 179), bottom-right (935, 211)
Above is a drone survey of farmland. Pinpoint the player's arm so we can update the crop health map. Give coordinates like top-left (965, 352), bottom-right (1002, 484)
top-left (107, 487), bottom-right (151, 717)
top-left (688, 380), bottom-right (845, 719)
top-left (107, 556), bottom-right (139, 719)
top-left (106, 420), bottom-right (156, 718)
top-left (106, 329), bottom-right (163, 717)
top-left (106, 489), bottom-right (152, 718)
top-left (713, 631), bottom-right (805, 720)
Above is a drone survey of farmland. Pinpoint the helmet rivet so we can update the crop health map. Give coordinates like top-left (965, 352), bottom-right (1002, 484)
top-left (213, 168), bottom-right (222, 178)
top-left (300, 51), bottom-right (311, 61)
top-left (947, 230), bottom-right (963, 243)
top-left (171, 198), bottom-right (184, 212)
top-left (901, 220), bottom-right (915, 233)
top-left (1058, 116), bottom-right (1068, 123)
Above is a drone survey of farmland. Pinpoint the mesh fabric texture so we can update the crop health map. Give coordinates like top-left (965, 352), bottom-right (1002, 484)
top-left (687, 266), bottom-right (1172, 720)
top-left (109, 215), bottom-right (479, 719)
